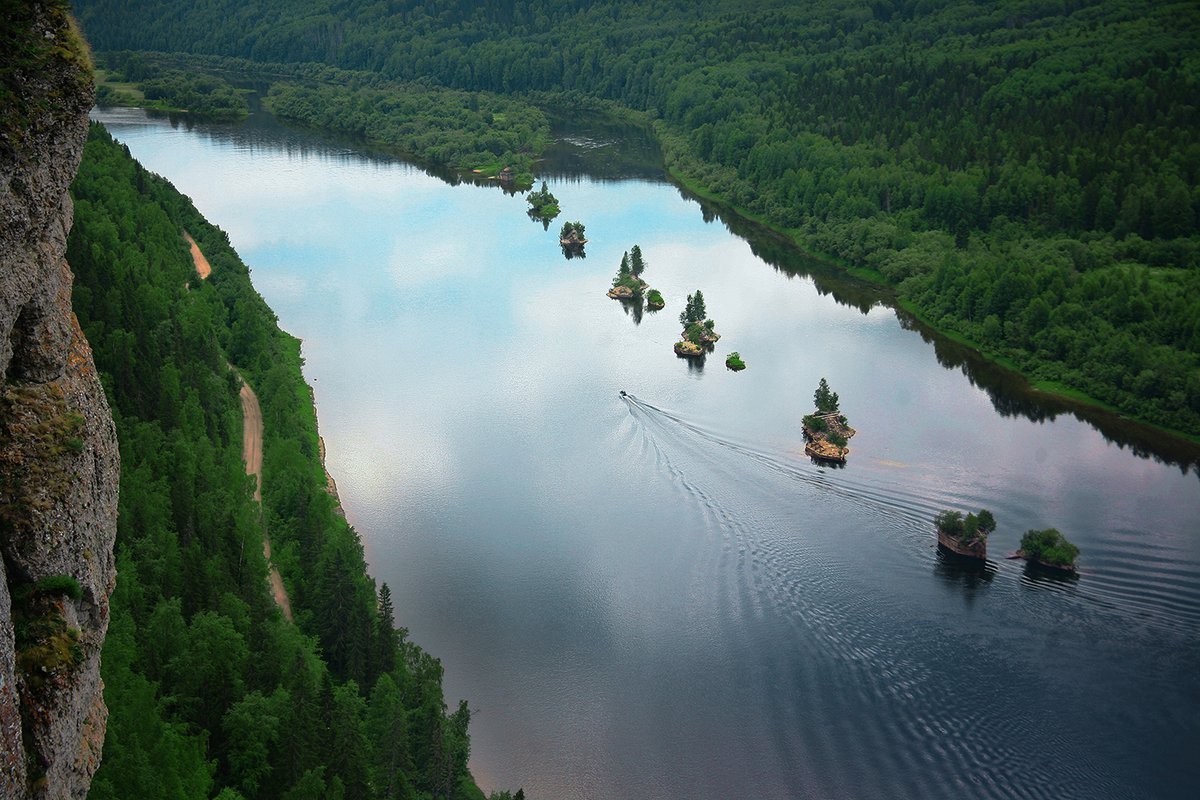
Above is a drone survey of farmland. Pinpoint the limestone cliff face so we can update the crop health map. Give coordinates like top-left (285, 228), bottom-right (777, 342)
top-left (1, 4), bottom-right (118, 799)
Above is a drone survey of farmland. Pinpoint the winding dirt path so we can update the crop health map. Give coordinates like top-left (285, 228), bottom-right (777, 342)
top-left (183, 231), bottom-right (212, 279)
top-left (238, 380), bottom-right (293, 622)
top-left (184, 229), bottom-right (293, 621)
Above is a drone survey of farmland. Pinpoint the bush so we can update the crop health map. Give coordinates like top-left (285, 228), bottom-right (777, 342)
top-left (35, 574), bottom-right (84, 601)
top-left (1020, 528), bottom-right (1080, 567)
top-left (934, 510), bottom-right (964, 536)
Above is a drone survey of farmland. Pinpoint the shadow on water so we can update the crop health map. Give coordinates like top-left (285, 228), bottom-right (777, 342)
top-left (1020, 560), bottom-right (1082, 589)
top-left (933, 547), bottom-right (997, 599)
top-left (618, 295), bottom-right (645, 326)
top-left (143, 91), bottom-right (525, 194)
top-left (526, 209), bottom-right (553, 231)
top-left (536, 109), bottom-right (664, 184)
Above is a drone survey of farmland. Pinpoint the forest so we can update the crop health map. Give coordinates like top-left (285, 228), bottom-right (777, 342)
top-left (68, 123), bottom-right (495, 800)
top-left (70, 0), bottom-right (1200, 437)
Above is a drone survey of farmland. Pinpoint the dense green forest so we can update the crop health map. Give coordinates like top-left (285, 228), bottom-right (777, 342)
top-left (71, 0), bottom-right (1200, 437)
top-left (96, 60), bottom-right (248, 119)
top-left (98, 50), bottom-right (549, 185)
top-left (69, 123), bottom-right (492, 799)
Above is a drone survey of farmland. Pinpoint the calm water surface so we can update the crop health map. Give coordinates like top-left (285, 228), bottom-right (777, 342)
top-left (94, 107), bottom-right (1200, 799)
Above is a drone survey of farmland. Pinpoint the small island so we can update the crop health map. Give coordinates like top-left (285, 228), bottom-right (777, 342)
top-left (526, 181), bottom-right (560, 228)
top-left (802, 378), bottom-right (855, 463)
top-left (1017, 528), bottom-right (1080, 573)
top-left (607, 248), bottom-right (648, 299)
top-left (725, 352), bottom-right (746, 371)
top-left (934, 508), bottom-right (996, 559)
top-left (646, 288), bottom-right (665, 310)
top-left (675, 290), bottom-right (720, 358)
top-left (560, 220), bottom-right (587, 257)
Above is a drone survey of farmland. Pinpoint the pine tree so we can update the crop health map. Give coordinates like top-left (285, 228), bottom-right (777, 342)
top-left (814, 378), bottom-right (839, 414)
top-left (629, 245), bottom-right (645, 277)
top-left (376, 582), bottom-right (398, 675)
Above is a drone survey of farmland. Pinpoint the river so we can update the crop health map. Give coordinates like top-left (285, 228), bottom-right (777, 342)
top-left (92, 106), bottom-right (1200, 799)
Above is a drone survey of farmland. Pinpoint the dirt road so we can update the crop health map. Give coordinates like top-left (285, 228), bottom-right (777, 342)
top-left (239, 378), bottom-right (294, 622)
top-left (187, 231), bottom-right (293, 621)
top-left (184, 231), bottom-right (212, 279)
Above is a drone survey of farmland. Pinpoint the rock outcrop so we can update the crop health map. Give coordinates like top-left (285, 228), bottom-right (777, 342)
top-left (1, 4), bottom-right (117, 799)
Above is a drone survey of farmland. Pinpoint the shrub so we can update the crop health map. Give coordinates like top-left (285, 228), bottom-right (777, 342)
top-left (35, 574), bottom-right (84, 601)
top-left (1020, 528), bottom-right (1080, 567)
top-left (934, 510), bottom-right (964, 537)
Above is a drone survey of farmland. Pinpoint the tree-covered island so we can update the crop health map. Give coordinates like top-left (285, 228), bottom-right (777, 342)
top-left (607, 250), bottom-right (647, 299)
top-left (526, 181), bottom-right (560, 228)
top-left (560, 221), bottom-right (587, 257)
top-left (934, 509), bottom-right (997, 559)
top-left (674, 290), bottom-right (720, 357)
top-left (803, 378), bottom-right (855, 463)
top-left (1018, 528), bottom-right (1081, 573)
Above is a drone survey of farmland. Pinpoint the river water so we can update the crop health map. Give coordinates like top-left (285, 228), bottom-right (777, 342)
top-left (92, 107), bottom-right (1200, 799)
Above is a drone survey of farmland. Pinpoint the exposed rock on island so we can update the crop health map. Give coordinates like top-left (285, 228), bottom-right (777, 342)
top-left (802, 378), bottom-right (854, 463)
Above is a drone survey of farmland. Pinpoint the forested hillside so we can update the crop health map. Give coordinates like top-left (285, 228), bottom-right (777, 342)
top-left (69, 124), bottom-right (485, 800)
top-left (72, 0), bottom-right (1200, 437)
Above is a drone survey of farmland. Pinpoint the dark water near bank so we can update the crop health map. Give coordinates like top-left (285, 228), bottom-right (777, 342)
top-left (94, 107), bottom-right (1200, 799)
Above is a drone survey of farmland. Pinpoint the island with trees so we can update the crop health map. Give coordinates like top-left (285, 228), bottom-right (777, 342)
top-left (725, 352), bottom-right (746, 371)
top-left (607, 249), bottom-right (646, 299)
top-left (674, 290), bottom-right (719, 357)
top-left (934, 509), bottom-right (996, 560)
top-left (526, 181), bottom-right (560, 228)
top-left (803, 378), bottom-right (855, 463)
top-left (560, 220), bottom-right (587, 257)
top-left (1018, 528), bottom-right (1080, 573)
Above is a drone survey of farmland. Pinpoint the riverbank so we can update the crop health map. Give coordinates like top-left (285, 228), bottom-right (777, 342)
top-left (657, 147), bottom-right (1200, 447)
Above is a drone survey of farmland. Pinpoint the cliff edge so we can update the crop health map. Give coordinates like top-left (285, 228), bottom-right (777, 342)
top-left (1, 4), bottom-right (118, 799)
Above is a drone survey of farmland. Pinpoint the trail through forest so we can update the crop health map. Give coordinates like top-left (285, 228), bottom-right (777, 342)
top-left (238, 379), bottom-right (293, 621)
top-left (187, 229), bottom-right (294, 621)
top-left (183, 230), bottom-right (211, 278)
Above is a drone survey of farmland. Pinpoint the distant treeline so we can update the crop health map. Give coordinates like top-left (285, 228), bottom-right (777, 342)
top-left (72, 0), bottom-right (1200, 435)
top-left (98, 50), bottom-right (549, 184)
top-left (98, 55), bottom-right (248, 119)
top-left (69, 123), bottom-right (490, 800)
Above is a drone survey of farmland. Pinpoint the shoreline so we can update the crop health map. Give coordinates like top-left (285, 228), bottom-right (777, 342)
top-left (659, 158), bottom-right (1200, 449)
top-left (318, 434), bottom-right (347, 520)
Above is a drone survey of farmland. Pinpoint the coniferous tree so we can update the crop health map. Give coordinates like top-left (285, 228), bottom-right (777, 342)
top-left (814, 378), bottom-right (839, 414)
top-left (629, 245), bottom-right (645, 277)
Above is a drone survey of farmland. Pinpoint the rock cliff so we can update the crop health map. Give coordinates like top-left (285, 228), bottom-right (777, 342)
top-left (1, 4), bottom-right (117, 799)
